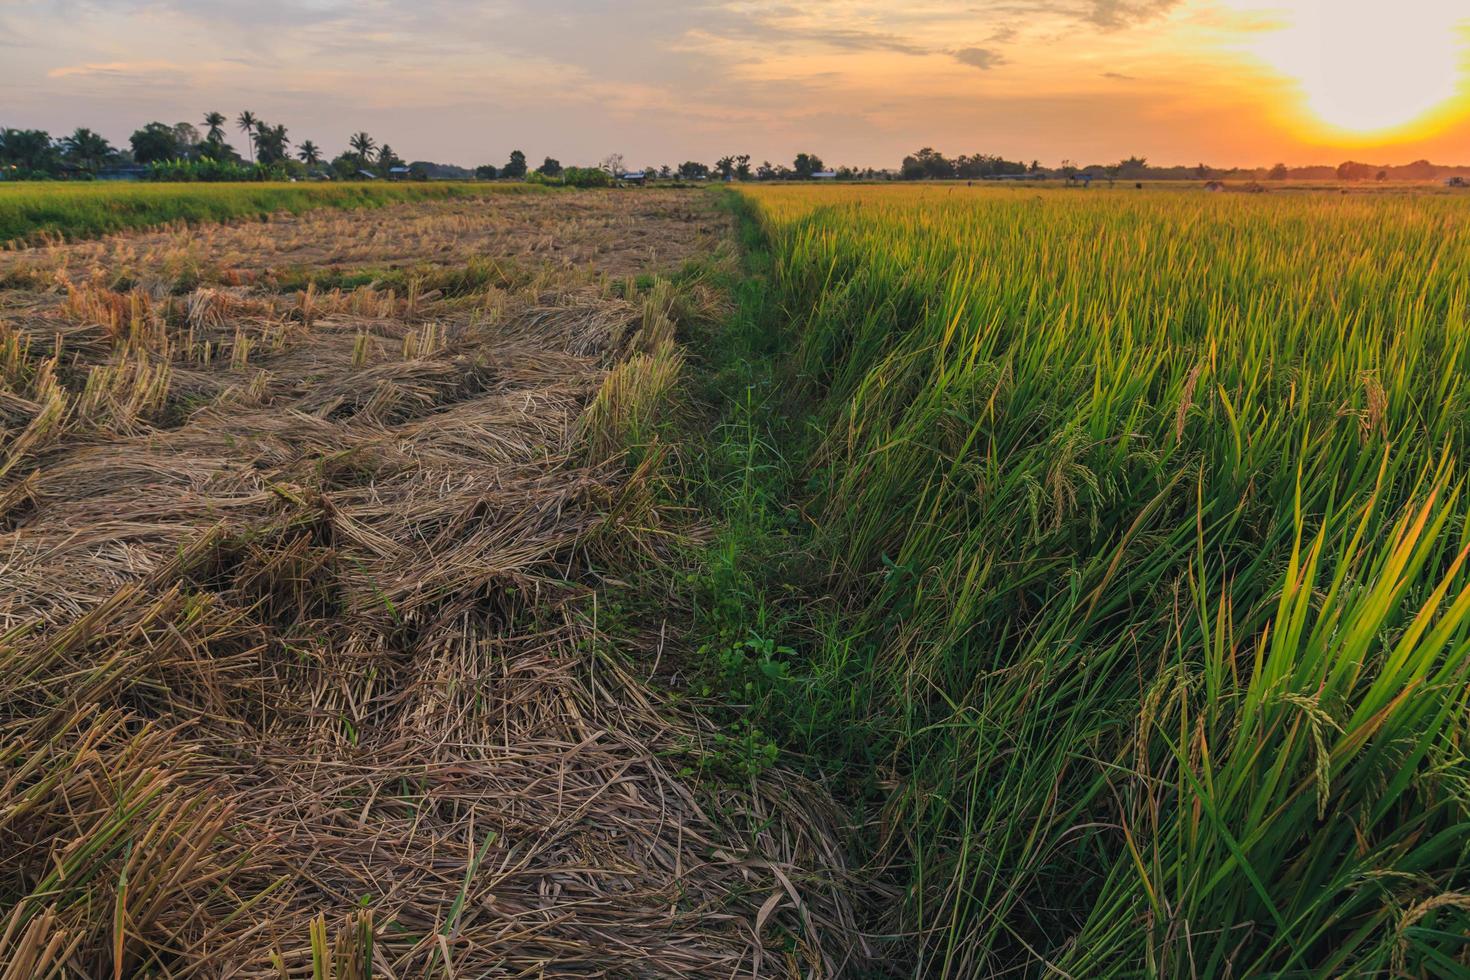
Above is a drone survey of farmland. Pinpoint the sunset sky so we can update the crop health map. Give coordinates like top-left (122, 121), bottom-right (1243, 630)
top-left (4, 0), bottom-right (1469, 169)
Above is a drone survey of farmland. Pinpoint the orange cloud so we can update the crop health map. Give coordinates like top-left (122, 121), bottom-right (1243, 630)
top-left (48, 61), bottom-right (191, 79)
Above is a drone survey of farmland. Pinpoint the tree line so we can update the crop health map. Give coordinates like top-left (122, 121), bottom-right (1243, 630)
top-left (1, 111), bottom-right (441, 182)
top-left (8, 121), bottom-right (1467, 185)
top-left (900, 149), bottom-right (1470, 183)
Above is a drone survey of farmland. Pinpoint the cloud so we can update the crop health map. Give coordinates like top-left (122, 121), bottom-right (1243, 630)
top-left (688, 13), bottom-right (930, 56)
top-left (966, 0), bottom-right (1182, 31)
top-left (953, 47), bottom-right (1005, 70)
top-left (1086, 0), bottom-right (1181, 30)
top-left (798, 27), bottom-right (928, 55)
top-left (1102, 70), bottom-right (1136, 79)
top-left (47, 61), bottom-right (188, 79)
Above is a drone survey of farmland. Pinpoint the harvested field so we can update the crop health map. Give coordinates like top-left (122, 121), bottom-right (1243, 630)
top-left (0, 190), bottom-right (867, 977)
top-left (0, 191), bottom-right (726, 290)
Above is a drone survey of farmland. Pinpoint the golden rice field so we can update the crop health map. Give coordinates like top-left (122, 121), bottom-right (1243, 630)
top-left (714, 182), bottom-right (1470, 975)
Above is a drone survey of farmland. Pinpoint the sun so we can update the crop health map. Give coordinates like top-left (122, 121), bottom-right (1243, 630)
top-left (1239, 0), bottom-right (1470, 139)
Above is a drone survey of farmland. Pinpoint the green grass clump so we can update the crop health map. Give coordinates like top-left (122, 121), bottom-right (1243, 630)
top-left (0, 181), bottom-right (542, 244)
top-left (715, 184), bottom-right (1470, 974)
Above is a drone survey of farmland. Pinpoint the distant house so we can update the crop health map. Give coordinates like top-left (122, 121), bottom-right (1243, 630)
top-left (97, 165), bottom-right (149, 182)
top-left (810, 170), bottom-right (837, 180)
top-left (355, 169), bottom-right (379, 180)
top-left (387, 166), bottom-right (412, 181)
top-left (618, 171), bottom-right (647, 184)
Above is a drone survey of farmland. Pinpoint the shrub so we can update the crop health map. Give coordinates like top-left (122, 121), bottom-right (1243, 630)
top-left (144, 159), bottom-right (287, 183)
top-left (562, 167), bottom-right (613, 188)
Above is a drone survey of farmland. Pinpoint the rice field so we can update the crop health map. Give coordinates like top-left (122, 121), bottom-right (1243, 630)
top-left (0, 180), bottom-right (537, 246)
top-left (7, 177), bottom-right (1470, 977)
top-left (719, 183), bottom-right (1470, 974)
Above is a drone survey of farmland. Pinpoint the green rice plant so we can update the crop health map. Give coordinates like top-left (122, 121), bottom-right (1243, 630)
top-left (729, 183), bottom-right (1470, 974)
top-left (305, 909), bottom-right (374, 980)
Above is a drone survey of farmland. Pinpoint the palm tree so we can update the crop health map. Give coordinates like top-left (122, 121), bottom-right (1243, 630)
top-left (348, 132), bottom-right (376, 167)
top-left (60, 127), bottom-right (114, 173)
top-left (297, 140), bottom-right (322, 166)
top-left (253, 123), bottom-right (289, 165)
top-left (1, 128), bottom-right (59, 172)
top-left (202, 111), bottom-right (226, 144)
top-left (236, 110), bottom-right (258, 162)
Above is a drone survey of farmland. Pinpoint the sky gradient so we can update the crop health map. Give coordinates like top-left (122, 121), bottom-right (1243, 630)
top-left (4, 0), bottom-right (1470, 169)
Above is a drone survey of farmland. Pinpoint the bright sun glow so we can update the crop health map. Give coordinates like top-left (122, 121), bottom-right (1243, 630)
top-left (1238, 0), bottom-right (1470, 138)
